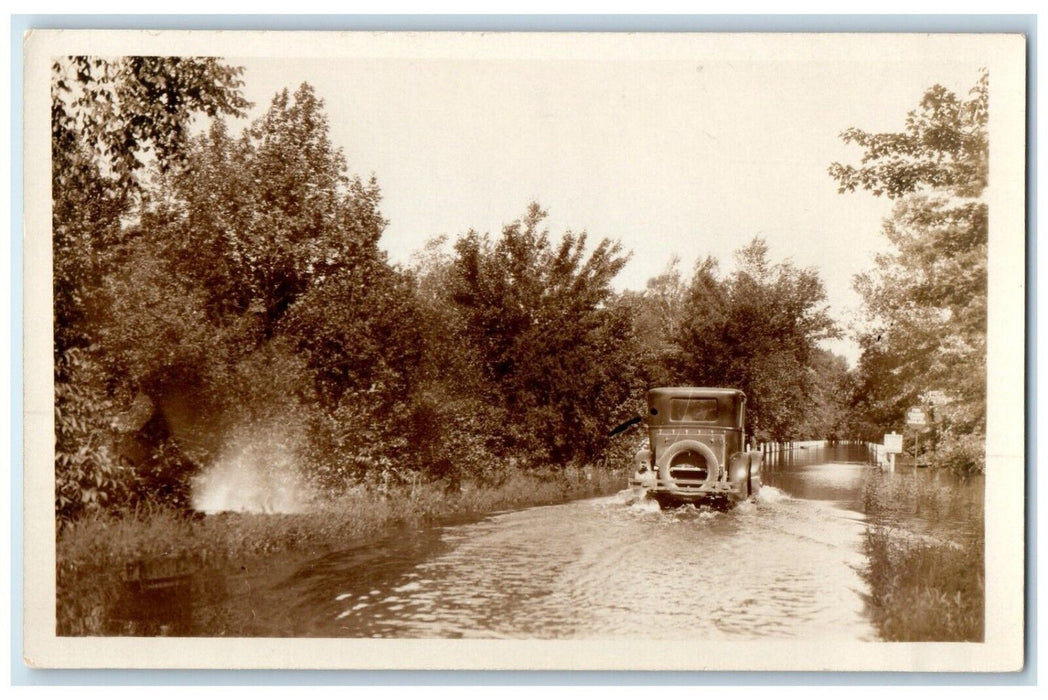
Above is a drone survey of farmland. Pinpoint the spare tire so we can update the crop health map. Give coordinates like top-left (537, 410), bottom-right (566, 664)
top-left (657, 440), bottom-right (720, 487)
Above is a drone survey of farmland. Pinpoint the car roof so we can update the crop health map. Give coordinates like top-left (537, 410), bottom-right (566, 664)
top-left (648, 387), bottom-right (746, 400)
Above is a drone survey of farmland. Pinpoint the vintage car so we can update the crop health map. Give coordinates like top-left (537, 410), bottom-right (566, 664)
top-left (628, 387), bottom-right (762, 509)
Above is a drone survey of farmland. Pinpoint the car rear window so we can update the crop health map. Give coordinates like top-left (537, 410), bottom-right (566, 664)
top-left (669, 398), bottom-right (719, 422)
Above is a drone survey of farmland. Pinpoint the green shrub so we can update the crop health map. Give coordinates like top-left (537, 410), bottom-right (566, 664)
top-left (54, 348), bottom-right (127, 524)
top-left (863, 525), bottom-right (984, 641)
top-left (933, 432), bottom-right (986, 475)
top-left (862, 469), bottom-right (984, 641)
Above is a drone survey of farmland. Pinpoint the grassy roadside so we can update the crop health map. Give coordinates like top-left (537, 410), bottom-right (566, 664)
top-left (861, 468), bottom-right (985, 641)
top-left (56, 466), bottom-right (626, 635)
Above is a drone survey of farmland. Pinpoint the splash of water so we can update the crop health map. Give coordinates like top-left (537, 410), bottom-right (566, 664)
top-left (191, 425), bottom-right (313, 514)
top-left (629, 495), bottom-right (662, 513)
top-left (611, 487), bottom-right (643, 504)
top-left (608, 487), bottom-right (663, 512)
top-left (733, 497), bottom-right (758, 515)
top-left (755, 485), bottom-right (790, 504)
top-left (668, 503), bottom-right (721, 520)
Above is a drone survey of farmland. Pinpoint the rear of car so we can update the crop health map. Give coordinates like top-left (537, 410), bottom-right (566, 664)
top-left (632, 387), bottom-right (762, 509)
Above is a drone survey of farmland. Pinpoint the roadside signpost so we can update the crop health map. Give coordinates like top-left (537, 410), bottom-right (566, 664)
top-left (905, 406), bottom-right (929, 476)
top-left (883, 432), bottom-right (903, 472)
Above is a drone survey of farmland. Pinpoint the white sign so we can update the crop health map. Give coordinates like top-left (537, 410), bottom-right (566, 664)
top-left (906, 408), bottom-right (927, 427)
top-left (884, 432), bottom-right (903, 454)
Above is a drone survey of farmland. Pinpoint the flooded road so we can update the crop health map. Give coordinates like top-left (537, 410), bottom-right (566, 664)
top-left (255, 445), bottom-right (878, 640)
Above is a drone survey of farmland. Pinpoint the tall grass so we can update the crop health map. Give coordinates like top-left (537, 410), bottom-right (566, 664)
top-left (56, 466), bottom-right (624, 635)
top-left (861, 468), bottom-right (984, 641)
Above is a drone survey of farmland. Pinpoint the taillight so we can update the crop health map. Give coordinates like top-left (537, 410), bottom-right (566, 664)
top-left (729, 455), bottom-right (748, 483)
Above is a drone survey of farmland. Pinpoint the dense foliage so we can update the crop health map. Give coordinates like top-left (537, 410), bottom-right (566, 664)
top-left (52, 57), bottom-right (251, 521)
top-left (830, 71), bottom-right (988, 469)
top-left (675, 240), bottom-right (841, 441)
top-left (622, 243), bottom-right (845, 442)
top-left (448, 204), bottom-right (638, 466)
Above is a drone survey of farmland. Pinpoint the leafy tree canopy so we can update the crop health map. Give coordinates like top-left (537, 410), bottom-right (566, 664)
top-left (831, 71), bottom-right (989, 439)
top-left (672, 238), bottom-right (840, 441)
top-left (107, 83), bottom-right (414, 409)
top-left (618, 256), bottom-right (689, 389)
top-left (450, 203), bottom-right (638, 464)
top-left (52, 56), bottom-right (250, 193)
top-left (829, 71), bottom-right (988, 199)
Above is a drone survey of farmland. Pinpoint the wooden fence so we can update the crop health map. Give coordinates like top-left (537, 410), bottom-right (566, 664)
top-left (757, 439), bottom-right (881, 468)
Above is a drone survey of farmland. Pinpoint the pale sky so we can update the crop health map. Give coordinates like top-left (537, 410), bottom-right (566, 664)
top-left (227, 54), bottom-right (984, 366)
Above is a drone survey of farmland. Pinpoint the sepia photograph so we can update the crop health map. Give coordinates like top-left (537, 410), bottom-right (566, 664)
top-left (21, 29), bottom-right (1026, 671)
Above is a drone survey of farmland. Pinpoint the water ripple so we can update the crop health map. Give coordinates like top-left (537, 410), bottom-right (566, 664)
top-left (311, 457), bottom-right (878, 640)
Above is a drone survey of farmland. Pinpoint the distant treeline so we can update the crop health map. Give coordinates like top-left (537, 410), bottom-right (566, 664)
top-left (51, 58), bottom-right (988, 523)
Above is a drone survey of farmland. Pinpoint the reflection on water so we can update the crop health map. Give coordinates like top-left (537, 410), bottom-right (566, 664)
top-left (863, 464), bottom-right (984, 543)
top-left (124, 445), bottom-right (887, 639)
top-left (763, 443), bottom-right (872, 512)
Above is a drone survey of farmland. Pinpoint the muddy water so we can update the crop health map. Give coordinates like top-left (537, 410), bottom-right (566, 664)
top-left (242, 444), bottom-right (877, 640)
top-left (121, 445), bottom-right (881, 638)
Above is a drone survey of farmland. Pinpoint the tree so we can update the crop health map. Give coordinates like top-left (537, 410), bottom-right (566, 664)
top-left (618, 256), bottom-right (689, 388)
top-left (52, 57), bottom-right (250, 350)
top-left (852, 197), bottom-right (987, 433)
top-left (396, 237), bottom-right (518, 485)
top-left (829, 72), bottom-right (987, 199)
top-left (150, 85), bottom-right (388, 341)
top-left (123, 84), bottom-right (405, 393)
top-left (672, 239), bottom-right (840, 441)
top-left (449, 203), bottom-right (638, 465)
top-left (99, 83), bottom-right (422, 496)
top-left (830, 71), bottom-right (988, 444)
top-left (52, 57), bottom-right (250, 354)
top-left (797, 348), bottom-right (855, 440)
top-left (52, 57), bottom-right (250, 192)
top-left (52, 56), bottom-right (250, 521)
